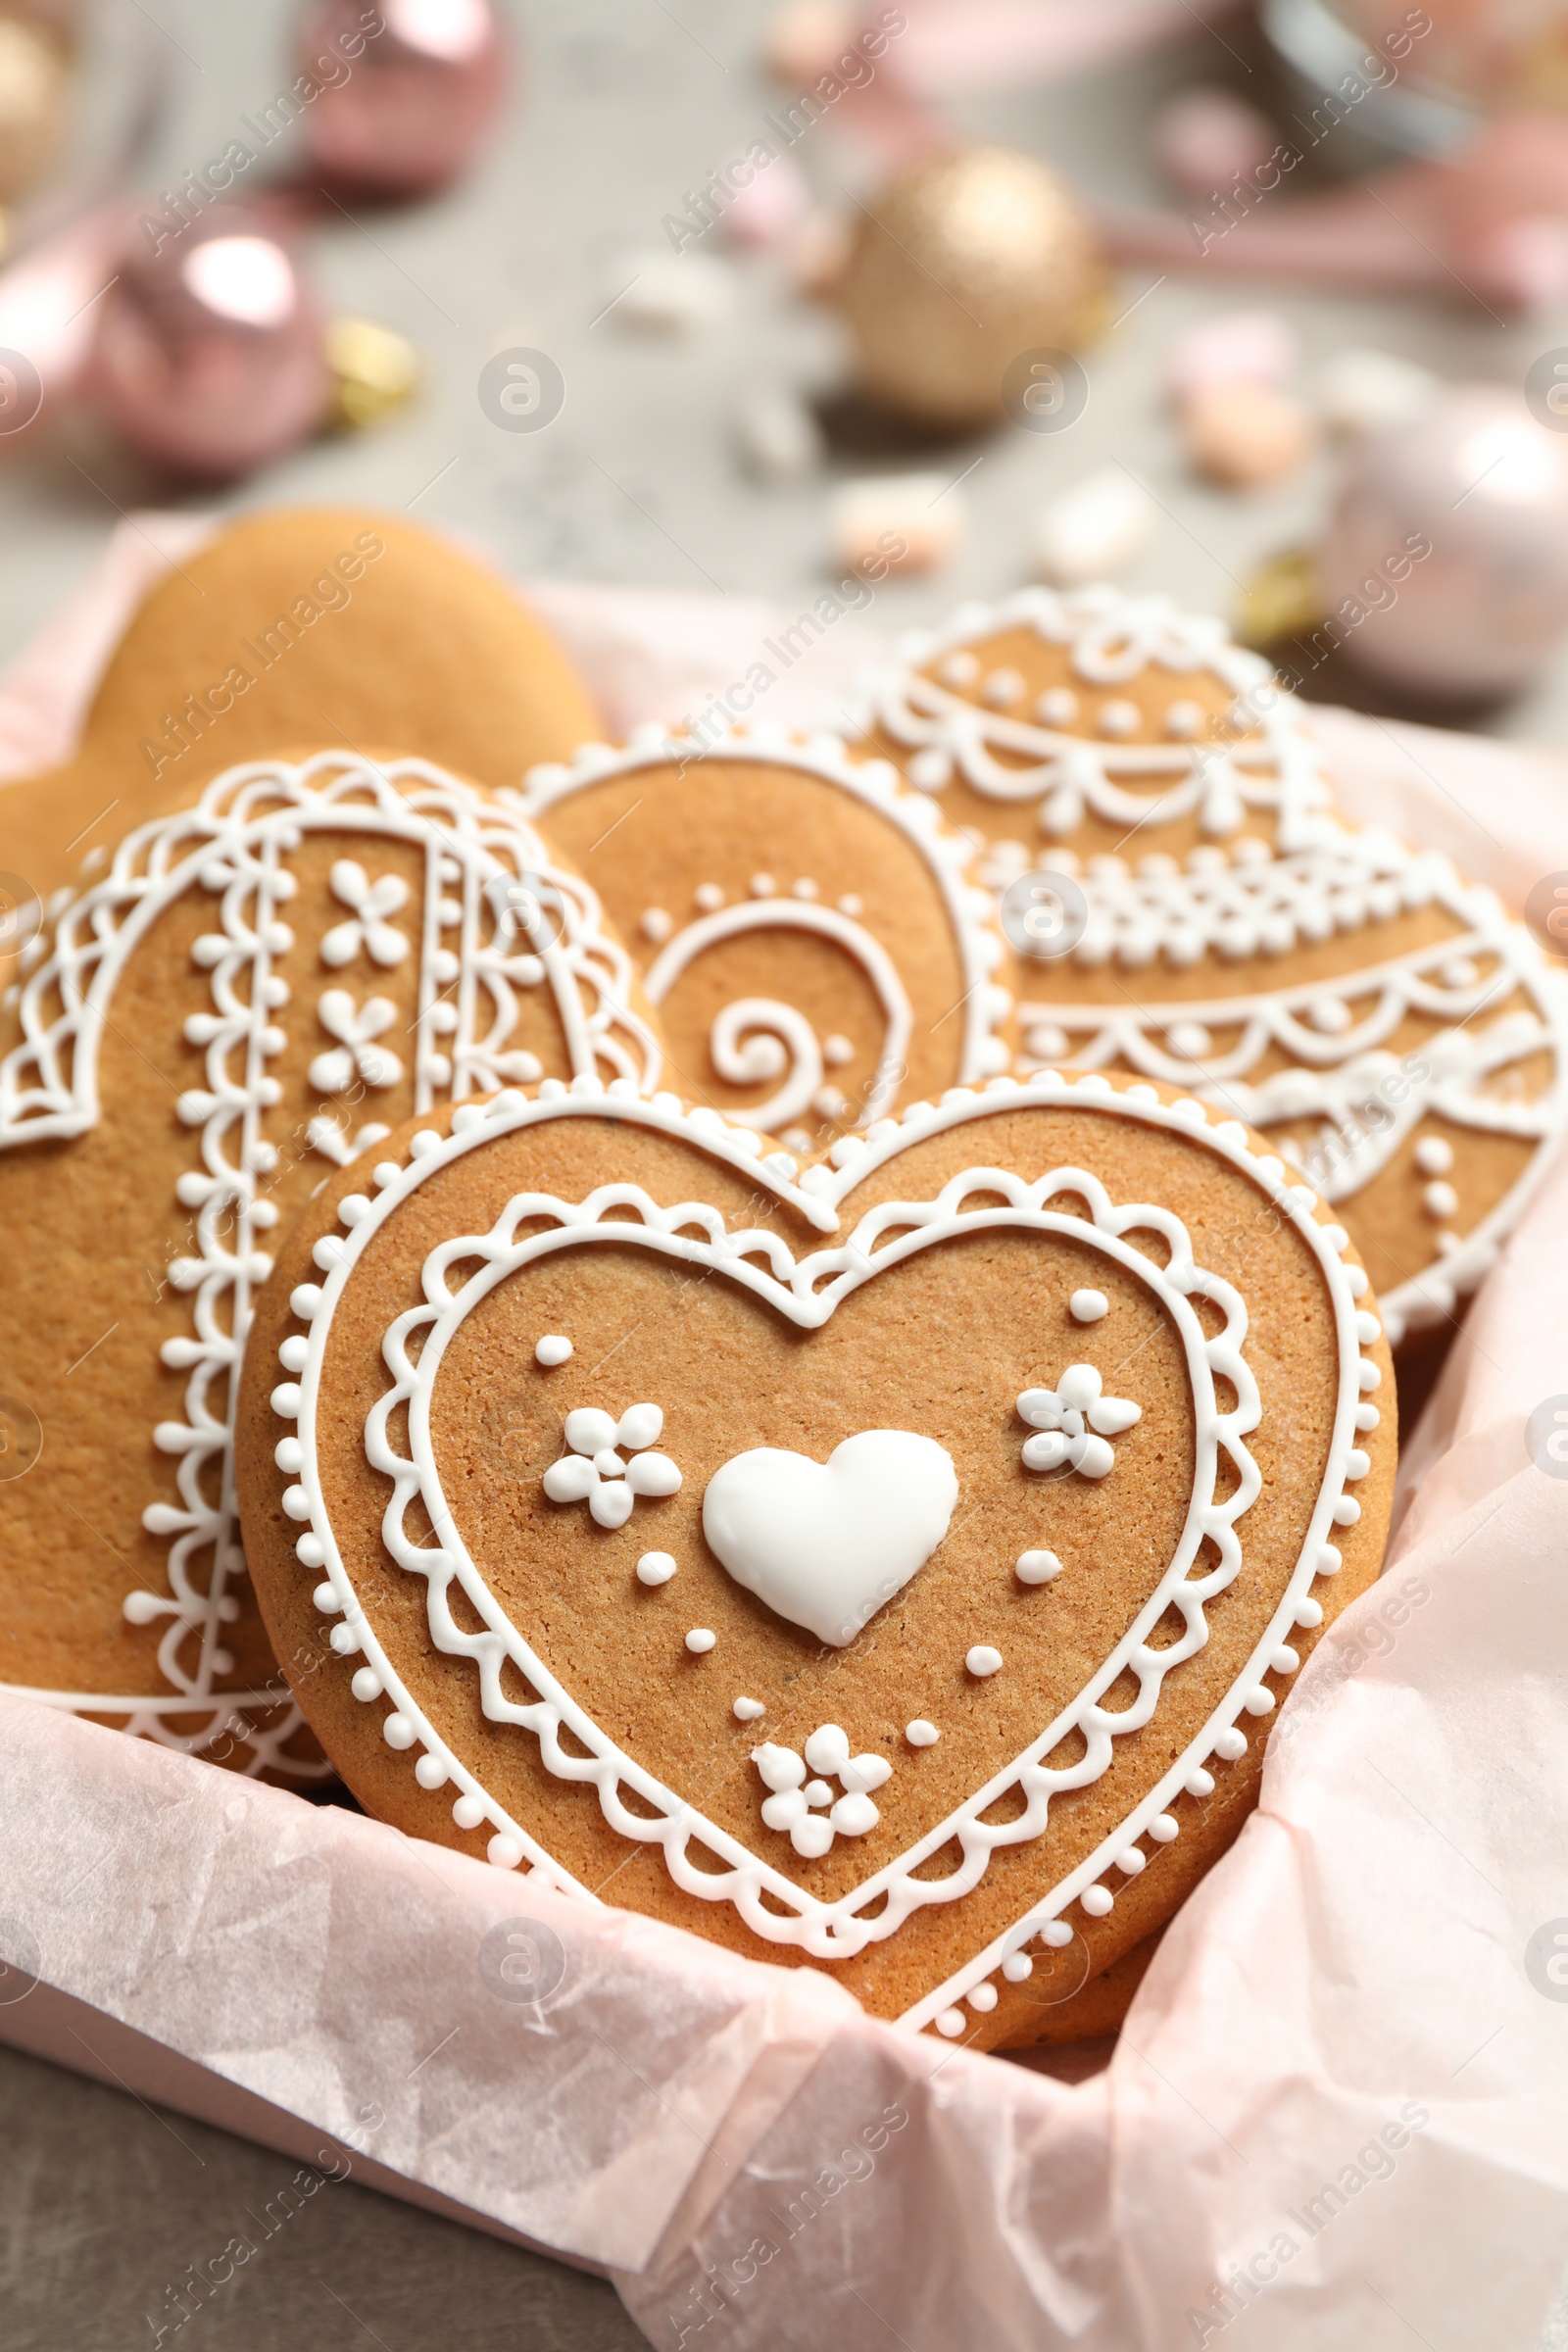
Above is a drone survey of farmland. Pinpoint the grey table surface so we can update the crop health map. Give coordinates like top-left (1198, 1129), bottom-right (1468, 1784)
top-left (3, 3), bottom-right (1568, 2347)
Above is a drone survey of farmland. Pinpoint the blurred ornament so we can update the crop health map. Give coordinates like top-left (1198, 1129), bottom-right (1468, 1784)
top-left (830, 471), bottom-right (964, 573)
top-left (1168, 310), bottom-right (1296, 401)
top-left (1313, 345), bottom-right (1440, 436)
top-left (0, 12), bottom-right (71, 212)
top-left (1182, 380), bottom-right (1316, 488)
top-left (296, 0), bottom-right (506, 200)
top-left (1238, 545), bottom-right (1322, 647)
top-left (1032, 465), bottom-right (1157, 586)
top-left (722, 149), bottom-right (810, 248)
top-left (1153, 85), bottom-right (1280, 199)
top-left (787, 206), bottom-right (854, 297)
top-left (1317, 384), bottom-right (1568, 700)
top-left (830, 147), bottom-right (1105, 431)
top-left (735, 382), bottom-right (823, 482)
top-left (764, 0), bottom-right (856, 84)
top-left (325, 314), bottom-right (417, 429)
top-left (88, 204), bottom-right (329, 478)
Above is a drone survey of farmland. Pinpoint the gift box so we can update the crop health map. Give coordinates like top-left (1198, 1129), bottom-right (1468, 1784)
top-left (3, 522), bottom-right (1567, 2350)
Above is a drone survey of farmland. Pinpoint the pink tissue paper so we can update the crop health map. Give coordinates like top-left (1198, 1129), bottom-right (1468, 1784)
top-left (1, 521), bottom-right (1567, 2351)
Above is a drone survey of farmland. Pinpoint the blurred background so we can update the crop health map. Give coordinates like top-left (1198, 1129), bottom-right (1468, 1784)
top-left (8, 0), bottom-right (1568, 736)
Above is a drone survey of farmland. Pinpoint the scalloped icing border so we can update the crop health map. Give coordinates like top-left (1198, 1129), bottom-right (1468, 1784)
top-left (0, 753), bottom-right (661, 1776)
top-left (269, 1068), bottom-right (1382, 2028)
top-left (508, 721), bottom-right (1013, 1112)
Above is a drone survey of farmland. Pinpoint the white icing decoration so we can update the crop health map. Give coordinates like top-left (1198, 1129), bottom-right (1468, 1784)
top-left (278, 1073), bottom-right (1375, 2022)
top-left (685, 1628), bottom-right (715, 1653)
top-left (1414, 1135), bottom-right (1453, 1176)
top-left (733, 1696), bottom-right (764, 1720)
top-left (752, 1726), bottom-right (893, 1855)
top-left (309, 988), bottom-right (402, 1095)
top-left (703, 1431), bottom-right (957, 1646)
top-left (1069, 1289), bottom-right (1107, 1322)
top-left (1017, 1366), bottom-right (1141, 1480)
top-left (849, 585), bottom-right (1332, 845)
top-left (1016, 1550), bottom-right (1061, 1585)
top-left (637, 1552), bottom-right (677, 1586)
top-left (1016, 835), bottom-right (1568, 1345)
top-left (516, 730), bottom-right (1010, 1130)
top-left (0, 752), bottom-right (658, 1769)
top-left (906, 1719), bottom-right (939, 1745)
top-left (535, 1335), bottom-right (572, 1366)
top-left (543, 1400), bottom-right (680, 1529)
top-left (966, 1645), bottom-right (1004, 1678)
top-left (319, 859), bottom-right (410, 968)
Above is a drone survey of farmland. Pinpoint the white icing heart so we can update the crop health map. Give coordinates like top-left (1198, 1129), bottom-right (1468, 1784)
top-left (702, 1430), bottom-right (957, 1647)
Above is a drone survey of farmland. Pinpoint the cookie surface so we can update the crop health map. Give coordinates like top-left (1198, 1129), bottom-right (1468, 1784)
top-left (514, 726), bottom-right (1013, 1153)
top-left (236, 1069), bottom-right (1395, 2048)
top-left (0, 754), bottom-right (659, 1773)
top-left (854, 589), bottom-right (1568, 1345)
top-left (1, 505), bottom-right (601, 930)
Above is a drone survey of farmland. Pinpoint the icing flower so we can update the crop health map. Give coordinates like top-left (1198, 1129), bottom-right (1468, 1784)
top-left (308, 990), bottom-right (403, 1094)
top-left (752, 1724), bottom-right (893, 1858)
top-left (542, 1403), bottom-right (681, 1530)
top-left (1016, 1365), bottom-right (1141, 1481)
top-left (319, 859), bottom-right (411, 968)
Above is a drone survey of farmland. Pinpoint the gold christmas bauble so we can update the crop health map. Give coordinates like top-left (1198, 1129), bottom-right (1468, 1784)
top-left (832, 145), bottom-right (1106, 432)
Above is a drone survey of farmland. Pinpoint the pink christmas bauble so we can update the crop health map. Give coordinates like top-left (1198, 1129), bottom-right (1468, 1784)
top-left (88, 206), bottom-right (328, 479)
top-left (297, 0), bottom-right (506, 199)
top-left (1317, 384), bottom-right (1568, 700)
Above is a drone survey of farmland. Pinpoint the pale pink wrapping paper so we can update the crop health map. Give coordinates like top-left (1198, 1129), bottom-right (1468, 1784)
top-left (2, 522), bottom-right (1568, 2350)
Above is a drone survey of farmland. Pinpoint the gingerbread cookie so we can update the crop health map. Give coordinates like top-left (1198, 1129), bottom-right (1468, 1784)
top-left (1, 504), bottom-right (601, 937)
top-left (0, 753), bottom-right (659, 1774)
top-left (513, 726), bottom-right (1014, 1151)
top-left (235, 1068), bottom-right (1395, 2048)
top-left (851, 588), bottom-right (1568, 1346)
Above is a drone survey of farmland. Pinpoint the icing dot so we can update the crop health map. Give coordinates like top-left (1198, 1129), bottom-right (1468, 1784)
top-left (1081, 1885), bottom-right (1114, 1917)
top-left (813, 1086), bottom-right (849, 1121)
top-left (733, 1696), bottom-right (764, 1721)
top-left (939, 650), bottom-right (979, 689)
top-left (837, 893), bottom-right (862, 916)
top-left (1333, 1495), bottom-right (1362, 1526)
top-left (487, 1834), bottom-right (525, 1870)
top-left (637, 1552), bottom-right (677, 1586)
top-left (1295, 1596), bottom-right (1324, 1629)
top-left (350, 1668), bottom-right (380, 1702)
top-left (1358, 1360), bottom-right (1382, 1392)
top-left (1097, 699), bottom-right (1140, 738)
top-left (967, 1982), bottom-right (999, 2011)
top-left (1069, 1289), bottom-right (1108, 1323)
top-left (823, 1033), bottom-right (854, 1066)
top-left (383, 1713), bottom-right (416, 1750)
top-left (906, 1719), bottom-right (940, 1746)
top-left (830, 1791), bottom-right (880, 1837)
top-left (1346, 1448), bottom-right (1371, 1481)
top-left (1308, 997), bottom-right (1352, 1034)
top-left (684, 1628), bottom-right (716, 1653)
top-left (1213, 1727), bottom-right (1248, 1760)
top-left (792, 877), bottom-right (819, 900)
top-left (1036, 687), bottom-right (1078, 725)
top-left (1440, 956), bottom-right (1478, 988)
top-left (1164, 699), bottom-right (1203, 738)
top-left (1165, 1022), bottom-right (1211, 1060)
top-left (1355, 1402), bottom-right (1380, 1433)
top-left (1318, 1544), bottom-right (1343, 1575)
top-left (935, 2007), bottom-right (966, 2037)
top-left (1114, 1847), bottom-right (1146, 1875)
top-left (452, 1793), bottom-right (485, 1830)
top-left (1016, 1550), bottom-right (1062, 1585)
top-left (1002, 1953), bottom-right (1034, 1982)
top-left (640, 907), bottom-right (673, 944)
top-left (804, 1779), bottom-right (834, 1809)
top-left (1041, 1920), bottom-right (1073, 1947)
top-left (1184, 1768), bottom-right (1215, 1797)
top-left (1149, 1814), bottom-right (1179, 1842)
top-left (695, 882), bottom-right (724, 910)
top-left (312, 1582), bottom-right (339, 1614)
top-left (982, 666), bottom-right (1025, 709)
top-left (965, 1645), bottom-right (1004, 1678)
top-left (1270, 1644), bottom-right (1299, 1673)
top-left (1024, 1023), bottom-right (1070, 1060)
top-left (1423, 1180), bottom-right (1459, 1220)
top-left (750, 873), bottom-right (776, 898)
top-left (908, 747), bottom-right (952, 791)
top-left (1243, 1687), bottom-right (1276, 1715)
top-left (804, 1724), bottom-right (852, 1776)
top-left (415, 1754), bottom-right (447, 1790)
top-left (535, 1335), bottom-right (572, 1367)
top-left (1415, 1136), bottom-right (1454, 1176)
top-left (1353, 1311), bottom-right (1382, 1346)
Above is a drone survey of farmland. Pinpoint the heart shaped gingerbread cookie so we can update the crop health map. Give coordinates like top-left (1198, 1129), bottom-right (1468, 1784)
top-left (235, 1068), bottom-right (1394, 2046)
top-left (850, 586), bottom-right (1568, 1348)
top-left (0, 753), bottom-right (658, 1775)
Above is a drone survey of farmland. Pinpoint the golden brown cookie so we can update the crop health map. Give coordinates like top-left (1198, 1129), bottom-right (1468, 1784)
top-left (1, 505), bottom-right (601, 930)
top-left (852, 588), bottom-right (1568, 1347)
top-left (514, 726), bottom-right (1014, 1152)
top-left (235, 1067), bottom-right (1395, 2049)
top-left (0, 752), bottom-right (660, 1774)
